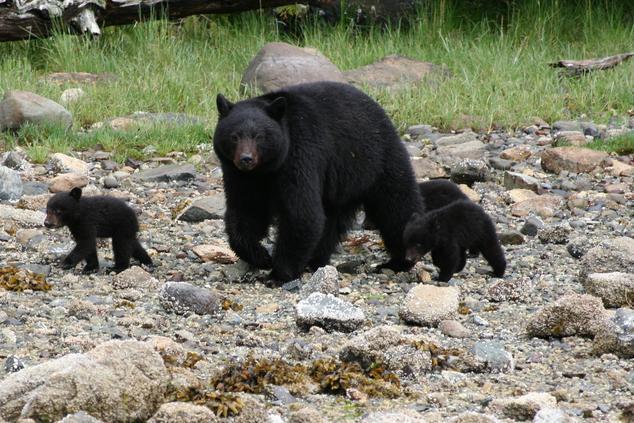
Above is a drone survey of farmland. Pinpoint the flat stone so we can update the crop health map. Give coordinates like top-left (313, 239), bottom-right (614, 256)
top-left (177, 195), bottom-right (226, 222)
top-left (500, 145), bottom-right (531, 161)
top-left (0, 90), bottom-right (72, 131)
top-left (553, 120), bottom-right (583, 132)
top-left (437, 140), bottom-right (487, 163)
top-left (471, 341), bottom-right (515, 373)
top-left (295, 292), bottom-right (365, 333)
top-left (134, 164), bottom-right (196, 182)
top-left (48, 173), bottom-right (89, 193)
top-left (344, 55), bottom-right (450, 91)
top-left (0, 166), bottom-right (23, 201)
top-left (507, 188), bottom-right (538, 204)
top-left (438, 320), bottom-right (470, 338)
top-left (553, 131), bottom-right (588, 147)
top-left (435, 131), bottom-right (479, 147)
top-left (411, 157), bottom-right (448, 179)
top-left (0, 205), bottom-right (45, 227)
top-left (526, 294), bottom-right (606, 338)
top-left (159, 282), bottom-right (221, 316)
top-left (192, 244), bottom-right (238, 264)
top-left (399, 284), bottom-right (460, 326)
top-left (511, 194), bottom-right (563, 217)
top-left (503, 171), bottom-right (542, 193)
top-left (583, 272), bottom-right (634, 308)
top-left (241, 42), bottom-right (346, 94)
top-left (49, 153), bottom-right (90, 174)
top-left (541, 147), bottom-right (609, 174)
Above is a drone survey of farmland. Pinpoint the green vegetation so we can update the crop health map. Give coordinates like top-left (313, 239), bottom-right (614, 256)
top-left (0, 1), bottom-right (632, 161)
top-left (586, 132), bottom-right (634, 155)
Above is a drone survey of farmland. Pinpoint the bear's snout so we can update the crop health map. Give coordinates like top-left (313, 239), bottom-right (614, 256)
top-left (233, 139), bottom-right (259, 171)
top-left (405, 247), bottom-right (422, 263)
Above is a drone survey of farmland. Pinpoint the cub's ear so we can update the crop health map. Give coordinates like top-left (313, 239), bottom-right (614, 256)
top-left (216, 94), bottom-right (234, 119)
top-left (266, 97), bottom-right (286, 121)
top-left (69, 187), bottom-right (82, 201)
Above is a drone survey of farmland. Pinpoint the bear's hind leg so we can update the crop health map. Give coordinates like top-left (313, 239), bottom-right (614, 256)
top-left (308, 210), bottom-right (355, 270)
top-left (479, 240), bottom-right (507, 277)
top-left (132, 239), bottom-right (153, 266)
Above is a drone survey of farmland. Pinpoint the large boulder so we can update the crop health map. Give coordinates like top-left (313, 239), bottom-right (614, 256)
top-left (241, 42), bottom-right (346, 93)
top-left (0, 340), bottom-right (169, 422)
top-left (540, 147), bottom-right (608, 174)
top-left (0, 90), bottom-right (72, 130)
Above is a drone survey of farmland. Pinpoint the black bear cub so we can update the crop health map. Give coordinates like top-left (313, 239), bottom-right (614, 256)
top-left (418, 179), bottom-right (468, 210)
top-left (44, 187), bottom-right (153, 273)
top-left (404, 200), bottom-right (506, 282)
top-left (213, 81), bottom-right (423, 283)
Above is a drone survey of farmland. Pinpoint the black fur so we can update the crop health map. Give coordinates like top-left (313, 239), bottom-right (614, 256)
top-left (213, 81), bottom-right (423, 283)
top-left (404, 200), bottom-right (506, 282)
top-left (44, 188), bottom-right (153, 273)
top-left (418, 180), bottom-right (468, 210)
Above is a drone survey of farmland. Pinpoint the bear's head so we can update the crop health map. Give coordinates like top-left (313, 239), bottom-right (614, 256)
top-left (403, 211), bottom-right (437, 261)
top-left (44, 187), bottom-right (82, 228)
top-left (213, 94), bottom-right (288, 173)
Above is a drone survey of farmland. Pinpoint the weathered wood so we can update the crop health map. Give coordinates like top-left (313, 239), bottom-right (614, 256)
top-left (550, 52), bottom-right (634, 76)
top-left (0, 0), bottom-right (311, 41)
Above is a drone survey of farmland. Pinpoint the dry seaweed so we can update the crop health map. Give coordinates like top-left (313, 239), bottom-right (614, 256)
top-left (0, 266), bottom-right (51, 292)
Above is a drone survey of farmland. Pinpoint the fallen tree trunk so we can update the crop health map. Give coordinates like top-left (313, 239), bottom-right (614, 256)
top-left (550, 52), bottom-right (634, 77)
top-left (0, 0), bottom-right (323, 42)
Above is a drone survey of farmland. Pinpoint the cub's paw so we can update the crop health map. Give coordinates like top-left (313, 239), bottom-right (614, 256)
top-left (60, 259), bottom-right (74, 270)
top-left (375, 258), bottom-right (413, 273)
top-left (82, 265), bottom-right (99, 274)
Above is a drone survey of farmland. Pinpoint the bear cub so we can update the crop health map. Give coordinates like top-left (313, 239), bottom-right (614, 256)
top-left (404, 199), bottom-right (506, 282)
top-left (44, 187), bottom-right (153, 273)
top-left (213, 81), bottom-right (423, 283)
top-left (418, 179), bottom-right (468, 210)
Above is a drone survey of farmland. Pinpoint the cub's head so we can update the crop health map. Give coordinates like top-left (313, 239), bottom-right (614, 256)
top-left (44, 187), bottom-right (82, 228)
top-left (403, 211), bottom-right (436, 262)
top-left (213, 94), bottom-right (288, 173)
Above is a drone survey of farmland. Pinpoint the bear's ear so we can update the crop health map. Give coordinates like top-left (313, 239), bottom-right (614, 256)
top-left (216, 94), bottom-right (234, 119)
top-left (266, 97), bottom-right (286, 121)
top-left (69, 187), bottom-right (82, 201)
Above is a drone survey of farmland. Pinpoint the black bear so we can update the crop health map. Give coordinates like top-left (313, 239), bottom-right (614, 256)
top-left (403, 199), bottom-right (506, 281)
top-left (418, 179), bottom-right (468, 210)
top-left (213, 81), bottom-right (423, 283)
top-left (44, 187), bottom-right (153, 273)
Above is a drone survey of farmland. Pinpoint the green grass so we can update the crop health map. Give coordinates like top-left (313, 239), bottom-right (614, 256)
top-left (586, 132), bottom-right (634, 155)
top-left (0, 0), bottom-right (632, 161)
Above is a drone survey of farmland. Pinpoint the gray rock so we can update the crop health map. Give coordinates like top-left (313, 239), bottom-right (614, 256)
top-left (4, 356), bottom-right (24, 373)
top-left (450, 159), bottom-right (490, 186)
top-left (300, 265), bottom-right (340, 297)
top-left (437, 140), bottom-right (487, 163)
top-left (399, 284), bottom-right (459, 326)
top-left (158, 282), bottom-right (221, 315)
top-left (241, 42), bottom-right (346, 94)
top-left (0, 166), bottom-right (23, 200)
top-left (265, 385), bottom-right (297, 405)
top-left (2, 151), bottom-right (23, 169)
top-left (295, 292), bottom-right (365, 332)
top-left (489, 157), bottom-right (514, 170)
top-left (503, 171), bottom-right (542, 193)
top-left (0, 340), bottom-right (169, 422)
top-left (538, 224), bottom-right (572, 244)
top-left (449, 412), bottom-right (500, 422)
top-left (22, 181), bottom-right (48, 196)
top-left (177, 195), bottom-right (226, 222)
top-left (581, 122), bottom-right (600, 138)
top-left (593, 307), bottom-right (634, 358)
top-left (102, 175), bottom-right (119, 189)
top-left (471, 341), bottom-right (514, 373)
top-left (582, 272), bottom-right (634, 308)
top-left (438, 320), bottom-right (470, 338)
top-left (0, 90), bottom-right (72, 130)
top-left (435, 131), bottom-right (478, 147)
top-left (526, 294), bottom-right (606, 338)
top-left (553, 120), bottom-right (583, 132)
top-left (134, 163), bottom-right (196, 182)
top-left (0, 204), bottom-right (45, 226)
top-left (533, 407), bottom-right (577, 423)
top-left (406, 124), bottom-right (434, 140)
top-left (112, 266), bottom-right (159, 290)
top-left (521, 216), bottom-right (544, 237)
top-left (566, 236), bottom-right (590, 259)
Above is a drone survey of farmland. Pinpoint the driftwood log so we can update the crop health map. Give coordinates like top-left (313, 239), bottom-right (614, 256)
top-left (550, 52), bottom-right (634, 76)
top-left (0, 0), bottom-right (415, 42)
top-left (0, 0), bottom-right (304, 41)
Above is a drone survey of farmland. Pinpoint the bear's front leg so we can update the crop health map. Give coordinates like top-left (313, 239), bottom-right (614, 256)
top-left (269, 199), bottom-right (325, 283)
top-left (61, 237), bottom-right (96, 270)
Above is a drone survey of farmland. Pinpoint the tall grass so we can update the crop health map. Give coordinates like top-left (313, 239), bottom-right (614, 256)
top-left (0, 0), bottom-right (632, 160)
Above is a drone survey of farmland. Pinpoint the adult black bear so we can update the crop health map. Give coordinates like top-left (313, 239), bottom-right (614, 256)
top-left (403, 200), bottom-right (506, 282)
top-left (44, 188), bottom-right (153, 273)
top-left (213, 81), bottom-right (423, 283)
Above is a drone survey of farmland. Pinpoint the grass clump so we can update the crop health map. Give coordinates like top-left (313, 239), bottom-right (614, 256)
top-left (586, 132), bottom-right (634, 155)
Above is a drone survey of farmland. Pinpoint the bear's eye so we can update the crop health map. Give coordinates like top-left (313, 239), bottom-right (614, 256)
top-left (230, 134), bottom-right (239, 143)
top-left (254, 134), bottom-right (264, 141)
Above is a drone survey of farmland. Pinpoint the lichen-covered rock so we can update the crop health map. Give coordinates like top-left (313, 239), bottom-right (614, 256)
top-left (582, 272), bottom-right (634, 308)
top-left (111, 265), bottom-right (159, 290)
top-left (489, 392), bottom-right (557, 421)
top-left (147, 402), bottom-right (218, 423)
top-left (0, 340), bottom-right (169, 422)
top-left (295, 292), bottom-right (365, 332)
top-left (580, 237), bottom-right (634, 282)
top-left (159, 282), bottom-right (221, 315)
top-left (526, 294), bottom-right (606, 338)
top-left (593, 307), bottom-right (634, 358)
top-left (300, 265), bottom-right (340, 297)
top-left (399, 285), bottom-right (459, 326)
